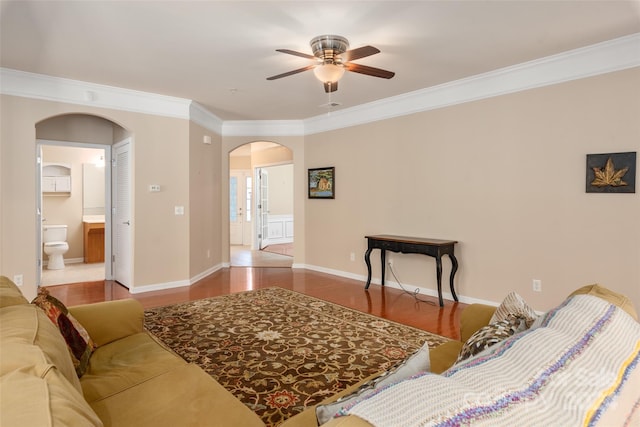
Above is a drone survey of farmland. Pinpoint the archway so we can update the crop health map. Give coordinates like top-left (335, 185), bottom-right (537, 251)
top-left (229, 141), bottom-right (293, 267)
top-left (35, 113), bottom-right (130, 287)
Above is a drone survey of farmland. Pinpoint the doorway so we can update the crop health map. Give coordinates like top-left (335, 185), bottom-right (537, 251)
top-left (35, 113), bottom-right (130, 288)
top-left (229, 142), bottom-right (293, 267)
top-left (37, 142), bottom-right (109, 286)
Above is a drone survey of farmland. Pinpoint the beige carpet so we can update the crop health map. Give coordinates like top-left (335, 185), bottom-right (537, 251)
top-left (144, 287), bottom-right (449, 426)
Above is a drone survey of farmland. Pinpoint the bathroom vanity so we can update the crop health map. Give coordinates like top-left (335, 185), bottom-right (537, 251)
top-left (83, 216), bottom-right (105, 263)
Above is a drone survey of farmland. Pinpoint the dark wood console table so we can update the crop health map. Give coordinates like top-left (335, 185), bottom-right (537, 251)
top-left (364, 235), bottom-right (459, 307)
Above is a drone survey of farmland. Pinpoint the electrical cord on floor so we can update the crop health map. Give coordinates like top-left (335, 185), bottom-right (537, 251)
top-left (387, 262), bottom-right (436, 305)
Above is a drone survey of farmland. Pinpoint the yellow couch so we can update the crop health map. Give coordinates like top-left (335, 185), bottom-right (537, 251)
top-left (283, 285), bottom-right (639, 427)
top-left (0, 276), bottom-right (264, 427)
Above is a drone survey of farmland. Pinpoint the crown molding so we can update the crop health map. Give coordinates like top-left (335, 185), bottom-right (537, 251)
top-left (303, 32), bottom-right (640, 135)
top-left (0, 68), bottom-right (192, 119)
top-left (189, 102), bottom-right (223, 135)
top-left (222, 120), bottom-right (304, 137)
top-left (2, 33), bottom-right (638, 137)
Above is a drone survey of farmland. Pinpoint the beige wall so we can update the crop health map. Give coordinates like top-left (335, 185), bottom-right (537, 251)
top-left (2, 68), bottom-right (638, 312)
top-left (0, 95), bottom-right (195, 298)
top-left (189, 122), bottom-right (222, 278)
top-left (304, 68), bottom-right (640, 311)
top-left (36, 113), bottom-right (117, 144)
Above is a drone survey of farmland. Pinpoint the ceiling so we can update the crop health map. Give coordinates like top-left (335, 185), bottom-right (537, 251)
top-left (1, 1), bottom-right (639, 121)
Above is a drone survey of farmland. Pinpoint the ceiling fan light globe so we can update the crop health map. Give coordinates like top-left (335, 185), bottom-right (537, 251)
top-left (313, 64), bottom-right (345, 83)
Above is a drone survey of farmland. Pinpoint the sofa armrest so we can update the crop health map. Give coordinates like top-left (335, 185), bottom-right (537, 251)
top-left (429, 341), bottom-right (464, 374)
top-left (68, 299), bottom-right (144, 347)
top-left (459, 304), bottom-right (496, 343)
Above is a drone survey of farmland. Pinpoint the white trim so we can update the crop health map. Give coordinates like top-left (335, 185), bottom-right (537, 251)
top-left (303, 33), bottom-right (640, 135)
top-left (300, 263), bottom-right (501, 306)
top-left (128, 263), bottom-right (225, 294)
top-left (0, 68), bottom-right (192, 119)
top-left (1, 33), bottom-right (638, 136)
top-left (42, 257), bottom-right (85, 267)
top-left (222, 120), bottom-right (305, 136)
top-left (190, 102), bottom-right (223, 135)
top-left (189, 263), bottom-right (224, 285)
top-left (129, 279), bottom-right (190, 294)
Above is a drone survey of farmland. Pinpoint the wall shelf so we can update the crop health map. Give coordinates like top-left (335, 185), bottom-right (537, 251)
top-left (43, 163), bottom-right (71, 194)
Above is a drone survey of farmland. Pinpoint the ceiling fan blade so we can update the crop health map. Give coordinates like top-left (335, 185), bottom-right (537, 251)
top-left (344, 63), bottom-right (395, 79)
top-left (276, 49), bottom-right (316, 60)
top-left (341, 45), bottom-right (380, 62)
top-left (323, 81), bottom-right (338, 93)
top-left (266, 65), bottom-right (316, 80)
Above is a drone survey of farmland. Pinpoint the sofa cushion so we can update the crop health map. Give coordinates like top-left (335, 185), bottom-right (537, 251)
top-left (0, 366), bottom-right (103, 427)
top-left (0, 304), bottom-right (82, 393)
top-left (32, 287), bottom-right (96, 377)
top-left (80, 332), bottom-right (188, 403)
top-left (459, 304), bottom-right (497, 343)
top-left (428, 340), bottom-right (464, 374)
top-left (0, 275), bottom-right (29, 308)
top-left (89, 363), bottom-right (264, 427)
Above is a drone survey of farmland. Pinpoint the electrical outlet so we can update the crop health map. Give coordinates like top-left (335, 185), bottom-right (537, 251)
top-left (532, 279), bottom-right (542, 292)
top-left (349, 252), bottom-right (355, 261)
top-left (13, 274), bottom-right (23, 286)
top-left (388, 258), bottom-right (393, 267)
top-left (207, 249), bottom-right (211, 258)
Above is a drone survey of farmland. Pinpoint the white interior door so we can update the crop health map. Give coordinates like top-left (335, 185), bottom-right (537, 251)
top-left (113, 139), bottom-right (132, 288)
top-left (258, 169), bottom-right (269, 249)
top-left (230, 172), bottom-right (243, 245)
top-left (35, 145), bottom-right (43, 286)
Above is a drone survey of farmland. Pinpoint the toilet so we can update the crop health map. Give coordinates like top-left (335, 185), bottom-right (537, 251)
top-left (43, 225), bottom-right (69, 270)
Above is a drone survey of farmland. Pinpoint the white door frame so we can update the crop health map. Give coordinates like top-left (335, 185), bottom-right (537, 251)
top-left (35, 140), bottom-right (112, 286)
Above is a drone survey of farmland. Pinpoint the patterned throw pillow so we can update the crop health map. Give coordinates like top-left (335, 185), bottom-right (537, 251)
top-left (489, 291), bottom-right (538, 329)
top-left (455, 314), bottom-right (525, 364)
top-left (31, 288), bottom-right (96, 377)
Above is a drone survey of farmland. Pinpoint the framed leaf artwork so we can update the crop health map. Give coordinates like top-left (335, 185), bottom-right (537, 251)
top-left (586, 152), bottom-right (636, 193)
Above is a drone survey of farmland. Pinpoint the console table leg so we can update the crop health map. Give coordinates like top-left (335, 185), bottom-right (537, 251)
top-left (449, 254), bottom-right (459, 302)
top-left (436, 256), bottom-right (444, 307)
top-left (364, 248), bottom-right (373, 289)
top-left (380, 250), bottom-right (386, 286)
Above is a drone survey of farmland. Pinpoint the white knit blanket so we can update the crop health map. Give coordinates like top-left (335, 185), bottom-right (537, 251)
top-left (344, 295), bottom-right (640, 426)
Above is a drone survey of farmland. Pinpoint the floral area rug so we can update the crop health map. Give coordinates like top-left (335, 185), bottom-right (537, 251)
top-left (144, 287), bottom-right (449, 426)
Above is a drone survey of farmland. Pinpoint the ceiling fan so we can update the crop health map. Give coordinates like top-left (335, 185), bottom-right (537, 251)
top-left (266, 35), bottom-right (395, 93)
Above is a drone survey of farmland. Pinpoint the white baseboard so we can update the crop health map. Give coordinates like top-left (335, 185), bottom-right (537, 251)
top-left (128, 263), bottom-right (224, 294)
top-left (128, 261), bottom-right (500, 307)
top-left (43, 257), bottom-right (85, 267)
top-left (300, 263), bottom-right (500, 307)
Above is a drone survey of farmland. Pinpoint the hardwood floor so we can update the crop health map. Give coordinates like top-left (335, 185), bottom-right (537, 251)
top-left (46, 267), bottom-right (466, 340)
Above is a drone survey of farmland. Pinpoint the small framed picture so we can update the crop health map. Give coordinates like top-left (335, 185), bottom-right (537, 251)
top-left (308, 167), bottom-right (335, 199)
top-left (586, 152), bottom-right (636, 193)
